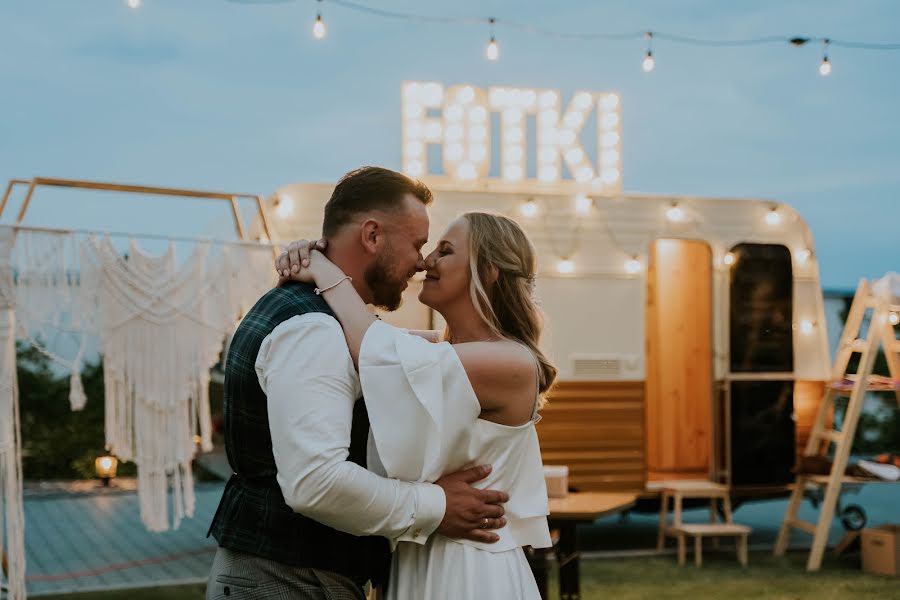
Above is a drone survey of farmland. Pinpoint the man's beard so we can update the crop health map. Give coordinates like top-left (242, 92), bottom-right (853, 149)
top-left (365, 250), bottom-right (408, 311)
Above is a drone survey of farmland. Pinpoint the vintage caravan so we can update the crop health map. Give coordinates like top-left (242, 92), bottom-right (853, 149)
top-left (263, 183), bottom-right (832, 500)
top-left (260, 80), bottom-right (832, 501)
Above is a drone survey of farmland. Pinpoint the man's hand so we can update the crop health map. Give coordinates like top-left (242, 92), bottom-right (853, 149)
top-left (435, 464), bottom-right (508, 543)
top-left (275, 239), bottom-right (327, 285)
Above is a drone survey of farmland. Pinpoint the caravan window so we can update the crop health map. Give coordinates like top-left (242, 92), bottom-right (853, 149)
top-left (729, 243), bottom-right (793, 373)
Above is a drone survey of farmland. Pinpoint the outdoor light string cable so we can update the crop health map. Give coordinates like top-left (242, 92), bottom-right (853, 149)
top-left (222, 0), bottom-right (900, 51)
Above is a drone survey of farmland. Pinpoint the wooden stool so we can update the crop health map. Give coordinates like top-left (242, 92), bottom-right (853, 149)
top-left (672, 523), bottom-right (751, 566)
top-left (656, 480), bottom-right (752, 567)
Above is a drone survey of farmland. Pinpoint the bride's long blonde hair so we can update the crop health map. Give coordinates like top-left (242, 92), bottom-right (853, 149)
top-left (456, 212), bottom-right (557, 401)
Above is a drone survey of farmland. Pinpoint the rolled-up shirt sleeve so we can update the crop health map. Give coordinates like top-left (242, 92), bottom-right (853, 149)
top-left (257, 313), bottom-right (445, 544)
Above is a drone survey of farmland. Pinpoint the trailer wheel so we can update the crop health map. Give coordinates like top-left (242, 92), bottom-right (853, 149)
top-left (840, 504), bottom-right (866, 531)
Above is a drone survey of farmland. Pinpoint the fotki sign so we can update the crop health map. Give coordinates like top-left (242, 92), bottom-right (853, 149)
top-left (401, 81), bottom-right (622, 193)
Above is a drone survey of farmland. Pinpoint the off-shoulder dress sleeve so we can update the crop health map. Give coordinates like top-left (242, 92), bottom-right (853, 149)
top-left (358, 320), bottom-right (481, 483)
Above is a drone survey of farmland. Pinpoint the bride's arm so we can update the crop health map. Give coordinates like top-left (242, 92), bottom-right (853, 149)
top-left (305, 251), bottom-right (375, 366)
top-left (302, 251), bottom-right (537, 420)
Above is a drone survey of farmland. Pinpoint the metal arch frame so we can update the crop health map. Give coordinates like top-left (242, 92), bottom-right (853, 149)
top-left (0, 177), bottom-right (274, 243)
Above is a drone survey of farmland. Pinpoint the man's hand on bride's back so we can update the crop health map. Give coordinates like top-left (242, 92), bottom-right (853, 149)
top-left (435, 464), bottom-right (508, 543)
top-left (275, 239), bottom-right (327, 286)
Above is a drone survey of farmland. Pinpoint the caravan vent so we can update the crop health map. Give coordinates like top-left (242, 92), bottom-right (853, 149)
top-left (572, 356), bottom-right (622, 378)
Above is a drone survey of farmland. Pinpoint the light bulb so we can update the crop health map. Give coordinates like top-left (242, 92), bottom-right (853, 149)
top-left (520, 199), bottom-right (538, 218)
top-left (458, 163), bottom-right (477, 180)
top-left (794, 248), bottom-right (811, 265)
top-left (405, 161), bottom-right (424, 177)
top-left (313, 14), bottom-right (326, 39)
top-left (642, 51), bottom-right (655, 73)
top-left (625, 257), bottom-right (642, 274)
top-left (486, 37), bottom-right (499, 61)
top-left (127, 0), bottom-right (141, 7)
top-left (798, 319), bottom-right (815, 335)
top-left (503, 165), bottom-right (524, 181)
top-left (275, 198), bottom-right (295, 219)
top-left (666, 204), bottom-right (684, 222)
top-left (556, 259), bottom-right (575, 274)
top-left (574, 194), bottom-right (593, 215)
top-left (538, 166), bottom-right (558, 182)
top-left (889, 312), bottom-right (899, 326)
top-left (723, 252), bottom-right (735, 266)
top-left (819, 57), bottom-right (831, 76)
top-left (766, 208), bottom-right (781, 226)
top-left (600, 168), bottom-right (620, 184)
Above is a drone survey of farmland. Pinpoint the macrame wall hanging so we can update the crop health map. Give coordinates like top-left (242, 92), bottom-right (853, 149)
top-left (0, 224), bottom-right (274, 598)
top-left (79, 235), bottom-right (272, 531)
top-left (0, 229), bottom-right (26, 600)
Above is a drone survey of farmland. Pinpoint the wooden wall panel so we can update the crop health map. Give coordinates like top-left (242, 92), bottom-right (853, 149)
top-left (537, 381), bottom-right (646, 492)
top-left (645, 239), bottom-right (713, 479)
top-left (794, 380), bottom-right (827, 458)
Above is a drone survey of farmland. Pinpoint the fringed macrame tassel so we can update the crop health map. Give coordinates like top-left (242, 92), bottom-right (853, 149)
top-left (68, 370), bottom-right (87, 411)
top-left (1, 306), bottom-right (27, 600)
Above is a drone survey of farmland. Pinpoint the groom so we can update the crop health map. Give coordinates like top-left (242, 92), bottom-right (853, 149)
top-left (207, 167), bottom-right (508, 599)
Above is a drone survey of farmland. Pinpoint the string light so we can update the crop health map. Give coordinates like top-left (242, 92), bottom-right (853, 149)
top-left (666, 202), bottom-right (684, 222)
top-left (574, 194), bottom-right (593, 215)
top-left (520, 198), bottom-right (539, 218)
top-left (642, 32), bottom-right (655, 73)
top-left (624, 256), bottom-right (642, 274)
top-left (798, 319), bottom-right (815, 335)
top-left (556, 258), bottom-right (575, 274)
top-left (889, 312), bottom-right (899, 326)
top-left (313, 0), bottom-right (326, 39)
top-left (765, 206), bottom-right (781, 225)
top-left (486, 18), bottom-right (499, 61)
top-left (723, 252), bottom-right (735, 266)
top-left (229, 2), bottom-right (900, 75)
top-left (127, 0), bottom-right (141, 8)
top-left (275, 197), bottom-right (295, 219)
top-left (794, 248), bottom-right (811, 265)
top-left (819, 39), bottom-right (832, 76)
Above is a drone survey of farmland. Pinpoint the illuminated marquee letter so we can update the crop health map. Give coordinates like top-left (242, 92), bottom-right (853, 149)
top-left (401, 81), bottom-right (621, 192)
top-left (488, 87), bottom-right (536, 182)
top-left (401, 81), bottom-right (444, 178)
top-left (442, 85), bottom-right (491, 181)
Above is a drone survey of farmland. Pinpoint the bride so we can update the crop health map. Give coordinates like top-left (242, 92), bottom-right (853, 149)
top-left (279, 212), bottom-right (556, 599)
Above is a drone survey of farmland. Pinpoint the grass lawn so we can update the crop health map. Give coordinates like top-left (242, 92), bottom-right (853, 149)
top-left (38, 552), bottom-right (895, 600)
top-left (546, 552), bottom-right (896, 599)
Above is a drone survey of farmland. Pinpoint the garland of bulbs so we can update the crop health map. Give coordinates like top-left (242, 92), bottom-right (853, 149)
top-left (179, 0), bottom-right (900, 78)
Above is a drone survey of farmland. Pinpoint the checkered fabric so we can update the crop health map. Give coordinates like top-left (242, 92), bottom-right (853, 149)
top-left (207, 546), bottom-right (367, 600)
top-left (207, 282), bottom-right (390, 587)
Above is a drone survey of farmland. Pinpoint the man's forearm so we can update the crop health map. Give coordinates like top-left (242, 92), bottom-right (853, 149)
top-left (279, 458), bottom-right (445, 541)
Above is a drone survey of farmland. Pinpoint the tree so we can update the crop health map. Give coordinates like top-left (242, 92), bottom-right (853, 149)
top-left (16, 342), bottom-right (136, 479)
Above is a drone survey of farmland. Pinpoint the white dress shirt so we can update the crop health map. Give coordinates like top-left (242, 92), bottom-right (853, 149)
top-left (256, 312), bottom-right (446, 546)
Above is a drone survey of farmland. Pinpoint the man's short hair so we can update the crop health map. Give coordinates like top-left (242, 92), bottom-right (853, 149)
top-left (322, 166), bottom-right (433, 237)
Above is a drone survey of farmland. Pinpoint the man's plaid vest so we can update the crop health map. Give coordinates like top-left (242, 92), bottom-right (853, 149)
top-left (207, 282), bottom-right (390, 585)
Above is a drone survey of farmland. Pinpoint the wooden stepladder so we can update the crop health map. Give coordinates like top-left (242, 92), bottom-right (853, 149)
top-left (774, 277), bottom-right (900, 571)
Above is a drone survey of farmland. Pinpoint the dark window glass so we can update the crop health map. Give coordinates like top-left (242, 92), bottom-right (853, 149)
top-left (729, 243), bottom-right (794, 372)
top-left (730, 380), bottom-right (796, 485)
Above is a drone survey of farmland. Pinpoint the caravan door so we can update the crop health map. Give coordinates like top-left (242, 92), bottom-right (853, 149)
top-left (645, 239), bottom-right (713, 481)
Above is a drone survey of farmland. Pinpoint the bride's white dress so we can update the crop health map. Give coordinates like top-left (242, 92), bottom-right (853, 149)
top-left (359, 321), bottom-right (551, 600)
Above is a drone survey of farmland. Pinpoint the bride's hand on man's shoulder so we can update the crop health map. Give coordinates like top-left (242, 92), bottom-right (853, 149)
top-left (275, 238), bottom-right (327, 286)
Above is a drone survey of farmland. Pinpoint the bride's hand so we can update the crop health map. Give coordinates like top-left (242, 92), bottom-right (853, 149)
top-left (275, 239), bottom-right (327, 285)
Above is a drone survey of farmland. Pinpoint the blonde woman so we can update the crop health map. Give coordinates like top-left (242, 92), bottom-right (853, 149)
top-left (278, 212), bottom-right (556, 599)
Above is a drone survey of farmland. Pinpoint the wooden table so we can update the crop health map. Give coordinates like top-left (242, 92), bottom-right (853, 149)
top-left (529, 492), bottom-right (637, 600)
